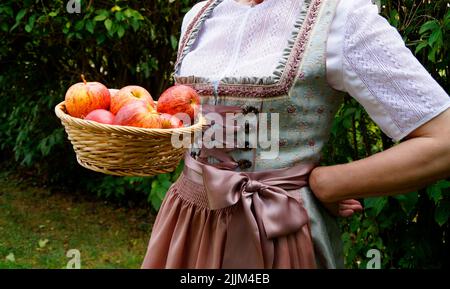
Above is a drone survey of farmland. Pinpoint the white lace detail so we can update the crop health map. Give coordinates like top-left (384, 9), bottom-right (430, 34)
top-left (342, 1), bottom-right (450, 140)
top-left (179, 0), bottom-right (304, 80)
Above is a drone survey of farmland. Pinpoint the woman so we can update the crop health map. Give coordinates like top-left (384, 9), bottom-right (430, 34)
top-left (142, 0), bottom-right (450, 269)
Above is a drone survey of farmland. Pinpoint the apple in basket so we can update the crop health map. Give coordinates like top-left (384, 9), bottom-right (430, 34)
top-left (108, 88), bottom-right (120, 99)
top-left (113, 100), bottom-right (163, 129)
top-left (110, 85), bottom-right (155, 114)
top-left (65, 75), bottom-right (111, 118)
top-left (159, 113), bottom-right (183, 129)
top-left (84, 109), bottom-right (115, 125)
top-left (157, 85), bottom-right (200, 122)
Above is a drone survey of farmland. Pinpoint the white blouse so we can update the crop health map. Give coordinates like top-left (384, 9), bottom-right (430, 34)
top-left (178, 0), bottom-right (450, 141)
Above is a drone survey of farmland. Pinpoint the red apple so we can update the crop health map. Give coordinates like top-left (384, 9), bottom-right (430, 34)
top-left (111, 85), bottom-right (155, 114)
top-left (65, 75), bottom-right (110, 118)
top-left (156, 85), bottom-right (200, 121)
top-left (109, 88), bottom-right (120, 98)
top-left (159, 113), bottom-right (183, 129)
top-left (113, 100), bottom-right (162, 129)
top-left (84, 109), bottom-right (115, 125)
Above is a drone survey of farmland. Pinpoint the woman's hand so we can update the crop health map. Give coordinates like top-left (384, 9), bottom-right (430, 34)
top-left (321, 199), bottom-right (363, 217)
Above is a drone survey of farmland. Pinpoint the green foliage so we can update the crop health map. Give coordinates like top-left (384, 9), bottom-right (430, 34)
top-left (1, 0), bottom-right (449, 268)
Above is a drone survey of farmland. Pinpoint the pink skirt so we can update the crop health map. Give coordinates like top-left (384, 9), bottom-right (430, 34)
top-left (141, 167), bottom-right (317, 269)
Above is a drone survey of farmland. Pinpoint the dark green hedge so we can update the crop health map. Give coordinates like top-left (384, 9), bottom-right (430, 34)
top-left (0, 0), bottom-right (449, 268)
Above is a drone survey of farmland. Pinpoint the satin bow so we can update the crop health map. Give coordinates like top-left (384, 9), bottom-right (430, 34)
top-left (198, 159), bottom-right (315, 268)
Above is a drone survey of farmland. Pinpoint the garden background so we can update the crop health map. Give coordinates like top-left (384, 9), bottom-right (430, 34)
top-left (0, 0), bottom-right (449, 268)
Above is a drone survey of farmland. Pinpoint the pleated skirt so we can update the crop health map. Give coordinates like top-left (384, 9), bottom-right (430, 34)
top-left (141, 170), bottom-right (344, 269)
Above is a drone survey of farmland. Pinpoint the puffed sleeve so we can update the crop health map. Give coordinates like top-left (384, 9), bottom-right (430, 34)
top-left (327, 0), bottom-right (450, 141)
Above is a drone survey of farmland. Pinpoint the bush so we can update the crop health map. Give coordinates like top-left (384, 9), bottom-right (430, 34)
top-left (0, 0), bottom-right (449, 268)
top-left (0, 0), bottom-right (193, 212)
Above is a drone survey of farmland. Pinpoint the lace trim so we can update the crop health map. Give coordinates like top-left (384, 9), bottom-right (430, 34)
top-left (174, 0), bottom-right (218, 73)
top-left (174, 0), bottom-right (323, 98)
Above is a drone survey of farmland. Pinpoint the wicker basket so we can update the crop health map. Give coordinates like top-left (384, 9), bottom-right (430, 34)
top-left (55, 101), bottom-right (205, 177)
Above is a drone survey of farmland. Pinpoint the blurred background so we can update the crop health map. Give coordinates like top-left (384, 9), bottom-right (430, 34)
top-left (0, 0), bottom-right (449, 268)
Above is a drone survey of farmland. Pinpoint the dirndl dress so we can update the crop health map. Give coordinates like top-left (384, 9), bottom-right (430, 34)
top-left (142, 0), bottom-right (346, 269)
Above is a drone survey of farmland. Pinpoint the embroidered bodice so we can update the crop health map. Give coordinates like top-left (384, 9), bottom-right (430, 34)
top-left (174, 0), bottom-right (450, 171)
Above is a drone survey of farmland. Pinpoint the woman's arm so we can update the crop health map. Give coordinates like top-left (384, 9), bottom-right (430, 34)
top-left (310, 108), bottom-right (450, 203)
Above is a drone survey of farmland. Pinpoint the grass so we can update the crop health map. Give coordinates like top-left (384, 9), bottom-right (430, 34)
top-left (0, 171), bottom-right (155, 269)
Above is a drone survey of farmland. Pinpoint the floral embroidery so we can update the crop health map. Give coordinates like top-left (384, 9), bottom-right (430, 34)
top-left (316, 106), bottom-right (325, 114)
top-left (279, 139), bottom-right (289, 147)
top-left (287, 105), bottom-right (297, 113)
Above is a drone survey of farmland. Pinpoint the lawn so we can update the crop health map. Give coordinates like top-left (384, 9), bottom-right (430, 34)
top-left (0, 171), bottom-right (155, 269)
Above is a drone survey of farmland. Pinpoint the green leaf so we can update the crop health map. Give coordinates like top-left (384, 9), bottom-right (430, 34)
top-left (96, 34), bottom-right (106, 44)
top-left (117, 25), bottom-right (125, 38)
top-left (115, 11), bottom-right (124, 21)
top-left (342, 116), bottom-right (353, 129)
top-left (427, 180), bottom-right (450, 204)
top-left (0, 22), bottom-right (8, 32)
top-left (427, 184), bottom-right (443, 204)
top-left (415, 41), bottom-right (428, 54)
top-left (419, 20), bottom-right (439, 34)
top-left (9, 9), bottom-right (28, 32)
top-left (149, 174), bottom-right (173, 211)
top-left (427, 45), bottom-right (438, 63)
top-left (74, 20), bottom-right (84, 31)
top-left (435, 200), bottom-right (450, 226)
top-left (428, 29), bottom-right (443, 47)
top-left (15, 9), bottom-right (27, 22)
top-left (104, 19), bottom-right (112, 31)
top-left (107, 22), bottom-right (118, 37)
top-left (2, 6), bottom-right (14, 17)
top-left (389, 9), bottom-right (400, 27)
top-left (343, 107), bottom-right (357, 118)
top-left (444, 11), bottom-right (450, 29)
top-left (27, 14), bottom-right (36, 31)
top-left (94, 14), bottom-right (108, 21)
top-left (85, 20), bottom-right (95, 34)
top-left (124, 8), bottom-right (133, 18)
top-left (364, 197), bottom-right (388, 216)
top-left (131, 10), bottom-right (144, 21)
top-left (393, 191), bottom-right (418, 214)
top-left (170, 35), bottom-right (178, 50)
top-left (130, 19), bottom-right (140, 32)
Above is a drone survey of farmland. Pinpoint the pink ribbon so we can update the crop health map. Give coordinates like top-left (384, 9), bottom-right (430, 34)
top-left (184, 152), bottom-right (316, 268)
